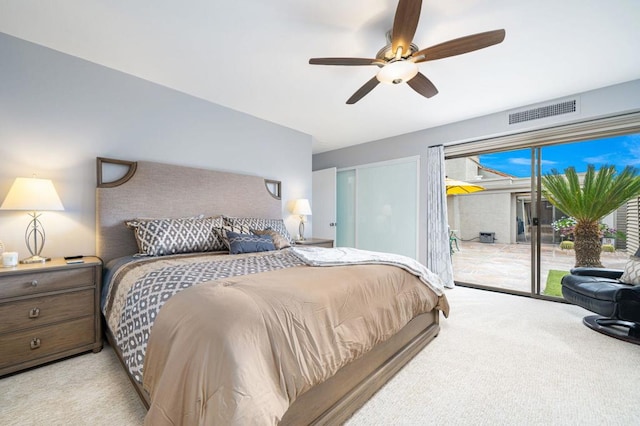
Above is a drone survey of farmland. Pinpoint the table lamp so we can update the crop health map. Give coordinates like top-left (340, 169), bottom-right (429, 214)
top-left (292, 198), bottom-right (312, 241)
top-left (0, 177), bottom-right (65, 263)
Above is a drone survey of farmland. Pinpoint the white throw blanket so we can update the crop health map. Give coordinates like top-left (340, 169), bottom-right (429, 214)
top-left (291, 246), bottom-right (445, 296)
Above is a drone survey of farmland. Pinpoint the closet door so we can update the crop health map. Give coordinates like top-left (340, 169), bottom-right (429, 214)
top-left (336, 170), bottom-right (356, 248)
top-left (337, 157), bottom-right (419, 259)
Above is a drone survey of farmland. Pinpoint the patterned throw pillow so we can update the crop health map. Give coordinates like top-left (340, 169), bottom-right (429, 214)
top-left (620, 256), bottom-right (640, 285)
top-left (251, 228), bottom-right (291, 250)
top-left (224, 217), bottom-right (293, 244)
top-left (225, 231), bottom-right (275, 254)
top-left (214, 223), bottom-right (253, 250)
top-left (126, 216), bottom-right (225, 256)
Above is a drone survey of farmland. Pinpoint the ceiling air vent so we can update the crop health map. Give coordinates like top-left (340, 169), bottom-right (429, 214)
top-left (509, 99), bottom-right (577, 125)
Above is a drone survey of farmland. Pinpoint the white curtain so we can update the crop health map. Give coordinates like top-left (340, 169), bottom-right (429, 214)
top-left (426, 145), bottom-right (455, 288)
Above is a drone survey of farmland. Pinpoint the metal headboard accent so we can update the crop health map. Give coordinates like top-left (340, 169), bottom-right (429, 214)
top-left (97, 157), bottom-right (138, 188)
top-left (264, 179), bottom-right (281, 200)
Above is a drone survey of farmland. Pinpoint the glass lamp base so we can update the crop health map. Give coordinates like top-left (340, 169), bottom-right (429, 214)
top-left (20, 255), bottom-right (50, 264)
top-left (22, 213), bottom-right (51, 264)
top-left (298, 220), bottom-right (306, 241)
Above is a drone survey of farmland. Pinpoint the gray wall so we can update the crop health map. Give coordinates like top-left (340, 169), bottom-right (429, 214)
top-left (313, 79), bottom-right (640, 264)
top-left (454, 192), bottom-right (512, 243)
top-left (0, 33), bottom-right (312, 259)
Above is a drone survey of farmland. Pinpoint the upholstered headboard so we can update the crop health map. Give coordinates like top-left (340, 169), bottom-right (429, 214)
top-left (96, 157), bottom-right (282, 264)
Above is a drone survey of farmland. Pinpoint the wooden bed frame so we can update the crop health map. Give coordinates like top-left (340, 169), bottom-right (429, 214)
top-left (96, 157), bottom-right (441, 424)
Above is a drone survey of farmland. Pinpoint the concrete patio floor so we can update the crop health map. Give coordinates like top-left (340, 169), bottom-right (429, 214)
top-left (451, 241), bottom-right (630, 294)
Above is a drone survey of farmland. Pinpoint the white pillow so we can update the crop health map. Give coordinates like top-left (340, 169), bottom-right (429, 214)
top-left (620, 256), bottom-right (640, 285)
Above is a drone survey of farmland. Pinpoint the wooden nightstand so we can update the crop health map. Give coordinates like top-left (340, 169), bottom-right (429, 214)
top-left (294, 238), bottom-right (334, 248)
top-left (0, 257), bottom-right (102, 376)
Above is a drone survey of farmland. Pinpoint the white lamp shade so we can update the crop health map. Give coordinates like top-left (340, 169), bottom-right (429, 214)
top-left (1, 177), bottom-right (64, 211)
top-left (292, 198), bottom-right (312, 216)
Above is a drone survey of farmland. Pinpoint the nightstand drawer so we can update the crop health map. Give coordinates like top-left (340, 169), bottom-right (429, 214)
top-left (0, 268), bottom-right (94, 299)
top-left (0, 290), bottom-right (94, 334)
top-left (0, 316), bottom-right (95, 369)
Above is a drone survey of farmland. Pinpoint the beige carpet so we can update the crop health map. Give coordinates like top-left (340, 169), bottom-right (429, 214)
top-left (1, 286), bottom-right (639, 425)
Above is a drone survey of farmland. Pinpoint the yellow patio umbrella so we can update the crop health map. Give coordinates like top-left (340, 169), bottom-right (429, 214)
top-left (445, 178), bottom-right (485, 195)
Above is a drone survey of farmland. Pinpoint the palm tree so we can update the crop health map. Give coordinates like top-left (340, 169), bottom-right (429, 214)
top-left (542, 165), bottom-right (640, 267)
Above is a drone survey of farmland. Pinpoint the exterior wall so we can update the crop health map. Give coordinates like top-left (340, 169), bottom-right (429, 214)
top-left (444, 157), bottom-right (482, 181)
top-left (445, 158), bottom-right (632, 250)
top-left (0, 33), bottom-right (312, 259)
top-left (450, 192), bottom-right (512, 244)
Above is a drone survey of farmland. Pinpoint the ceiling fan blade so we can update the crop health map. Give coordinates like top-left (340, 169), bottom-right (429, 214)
top-left (346, 76), bottom-right (380, 104)
top-left (309, 57), bottom-right (379, 66)
top-left (391, 0), bottom-right (423, 57)
top-left (407, 72), bottom-right (438, 98)
top-left (412, 29), bottom-right (506, 63)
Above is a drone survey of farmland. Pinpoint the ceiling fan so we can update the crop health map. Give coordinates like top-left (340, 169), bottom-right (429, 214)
top-left (309, 0), bottom-right (505, 104)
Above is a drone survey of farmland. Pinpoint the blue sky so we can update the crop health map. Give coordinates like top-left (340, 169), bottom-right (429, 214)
top-left (479, 133), bottom-right (640, 178)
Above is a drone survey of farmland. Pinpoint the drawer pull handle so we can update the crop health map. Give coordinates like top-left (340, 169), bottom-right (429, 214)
top-left (29, 308), bottom-right (41, 318)
top-left (31, 280), bottom-right (38, 287)
top-left (30, 338), bottom-right (41, 350)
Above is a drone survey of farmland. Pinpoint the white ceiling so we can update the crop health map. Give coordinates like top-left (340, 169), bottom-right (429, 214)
top-left (1, 1), bottom-right (639, 153)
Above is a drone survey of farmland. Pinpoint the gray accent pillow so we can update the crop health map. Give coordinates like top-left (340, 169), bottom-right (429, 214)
top-left (225, 231), bottom-right (275, 254)
top-left (213, 223), bottom-right (253, 250)
top-left (620, 256), bottom-right (640, 285)
top-left (126, 216), bottom-right (225, 256)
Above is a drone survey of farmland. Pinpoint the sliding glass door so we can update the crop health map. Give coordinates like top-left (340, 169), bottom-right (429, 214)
top-left (448, 133), bottom-right (637, 298)
top-left (535, 140), bottom-right (632, 297)
top-left (446, 149), bottom-right (535, 295)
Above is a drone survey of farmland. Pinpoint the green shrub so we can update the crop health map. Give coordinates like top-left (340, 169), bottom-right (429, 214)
top-left (559, 241), bottom-right (574, 250)
top-left (601, 244), bottom-right (615, 253)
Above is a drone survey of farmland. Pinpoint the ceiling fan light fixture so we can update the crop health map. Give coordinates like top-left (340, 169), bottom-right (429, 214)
top-left (376, 60), bottom-right (418, 85)
top-left (309, 1), bottom-right (505, 103)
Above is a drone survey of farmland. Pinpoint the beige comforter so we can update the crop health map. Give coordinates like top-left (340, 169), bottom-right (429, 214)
top-left (142, 263), bottom-right (448, 425)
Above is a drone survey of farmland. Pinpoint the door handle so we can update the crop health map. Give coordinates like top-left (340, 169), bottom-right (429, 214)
top-left (329, 222), bottom-right (337, 227)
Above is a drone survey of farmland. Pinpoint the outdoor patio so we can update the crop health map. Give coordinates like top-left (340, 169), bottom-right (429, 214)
top-left (451, 241), bottom-right (630, 294)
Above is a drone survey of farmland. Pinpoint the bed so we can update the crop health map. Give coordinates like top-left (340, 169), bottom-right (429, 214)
top-left (96, 157), bottom-right (449, 425)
